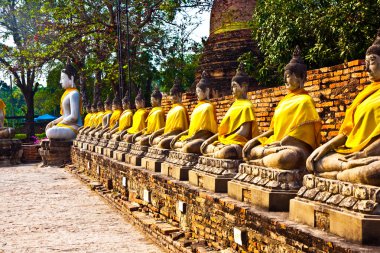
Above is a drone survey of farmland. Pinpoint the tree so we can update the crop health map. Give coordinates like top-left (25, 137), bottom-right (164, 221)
top-left (243, 0), bottom-right (380, 86)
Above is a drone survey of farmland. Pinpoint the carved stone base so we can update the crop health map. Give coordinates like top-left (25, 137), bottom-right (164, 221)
top-left (140, 147), bottom-right (169, 172)
top-left (161, 151), bottom-right (199, 180)
top-left (87, 137), bottom-right (99, 152)
top-left (289, 175), bottom-right (380, 244)
top-left (189, 156), bottom-right (240, 192)
top-left (95, 138), bottom-right (108, 155)
top-left (39, 139), bottom-right (72, 167)
top-left (124, 144), bottom-right (149, 166)
top-left (113, 142), bottom-right (132, 161)
top-left (0, 139), bottom-right (22, 166)
top-left (228, 164), bottom-right (304, 211)
top-left (103, 139), bottom-right (119, 158)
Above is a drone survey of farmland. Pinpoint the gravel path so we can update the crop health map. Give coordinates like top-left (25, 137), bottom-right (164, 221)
top-left (0, 163), bottom-right (164, 253)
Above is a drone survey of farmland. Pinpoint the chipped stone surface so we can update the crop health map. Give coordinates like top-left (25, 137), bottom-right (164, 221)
top-left (0, 163), bottom-right (163, 253)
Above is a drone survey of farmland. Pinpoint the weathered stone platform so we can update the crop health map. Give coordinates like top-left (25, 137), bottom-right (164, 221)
top-left (39, 139), bottom-right (72, 166)
top-left (189, 156), bottom-right (240, 193)
top-left (95, 138), bottom-right (109, 154)
top-left (141, 147), bottom-right (169, 172)
top-left (228, 164), bottom-right (305, 211)
top-left (124, 144), bottom-right (148, 166)
top-left (0, 138), bottom-right (22, 166)
top-left (290, 175), bottom-right (380, 245)
top-left (103, 139), bottom-right (119, 158)
top-left (113, 141), bottom-right (132, 161)
top-left (71, 146), bottom-right (380, 252)
top-left (161, 151), bottom-right (199, 181)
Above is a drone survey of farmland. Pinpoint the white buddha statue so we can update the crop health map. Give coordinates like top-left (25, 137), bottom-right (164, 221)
top-left (46, 60), bottom-right (82, 140)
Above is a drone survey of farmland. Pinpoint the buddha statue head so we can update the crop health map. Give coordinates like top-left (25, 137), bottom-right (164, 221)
top-left (365, 29), bottom-right (380, 82)
top-left (170, 78), bottom-right (182, 104)
top-left (231, 63), bottom-right (250, 99)
top-left (196, 71), bottom-right (211, 101)
top-left (85, 102), bottom-right (92, 114)
top-left (122, 90), bottom-right (131, 110)
top-left (135, 88), bottom-right (145, 109)
top-left (112, 91), bottom-right (122, 111)
top-left (61, 59), bottom-right (77, 90)
top-left (97, 99), bottom-right (104, 112)
top-left (284, 46), bottom-right (307, 91)
top-left (151, 85), bottom-right (162, 107)
top-left (104, 94), bottom-right (112, 111)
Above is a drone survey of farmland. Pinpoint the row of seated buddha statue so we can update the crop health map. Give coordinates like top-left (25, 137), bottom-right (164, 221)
top-left (71, 30), bottom-right (380, 244)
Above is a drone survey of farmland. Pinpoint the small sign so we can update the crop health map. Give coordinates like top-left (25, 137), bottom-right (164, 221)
top-left (178, 201), bottom-right (187, 214)
top-left (233, 227), bottom-right (247, 246)
top-left (87, 161), bottom-right (90, 169)
top-left (97, 165), bottom-right (100, 175)
top-left (143, 189), bottom-right (151, 203)
top-left (122, 177), bottom-right (127, 187)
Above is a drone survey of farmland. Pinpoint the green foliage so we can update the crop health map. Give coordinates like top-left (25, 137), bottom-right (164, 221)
top-left (35, 133), bottom-right (46, 139)
top-left (246, 0), bottom-right (380, 86)
top-left (14, 134), bottom-right (27, 140)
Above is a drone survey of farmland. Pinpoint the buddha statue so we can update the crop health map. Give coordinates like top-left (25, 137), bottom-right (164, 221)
top-left (122, 89), bottom-right (148, 143)
top-left (306, 31), bottom-right (380, 186)
top-left (171, 71), bottom-right (218, 154)
top-left (87, 99), bottom-right (106, 137)
top-left (200, 64), bottom-right (259, 159)
top-left (131, 86), bottom-right (165, 146)
top-left (96, 93), bottom-right (123, 138)
top-left (0, 98), bottom-right (15, 139)
top-left (79, 102), bottom-right (98, 136)
top-left (106, 91), bottom-right (134, 140)
top-left (46, 60), bottom-right (82, 140)
top-left (149, 79), bottom-right (189, 149)
top-left (242, 46), bottom-right (321, 170)
top-left (82, 103), bottom-right (93, 128)
top-left (91, 95), bottom-right (113, 137)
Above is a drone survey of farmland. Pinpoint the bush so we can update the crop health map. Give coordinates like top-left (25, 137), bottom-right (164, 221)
top-left (245, 0), bottom-right (380, 86)
top-left (14, 134), bottom-right (27, 140)
top-left (35, 133), bottom-right (46, 139)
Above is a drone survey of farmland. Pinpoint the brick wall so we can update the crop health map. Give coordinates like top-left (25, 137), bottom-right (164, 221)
top-left (162, 59), bottom-right (368, 143)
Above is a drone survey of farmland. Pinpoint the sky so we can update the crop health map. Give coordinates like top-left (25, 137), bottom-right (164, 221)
top-left (0, 9), bottom-right (211, 87)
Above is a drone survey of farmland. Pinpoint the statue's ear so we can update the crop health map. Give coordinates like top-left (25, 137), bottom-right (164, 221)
top-left (205, 87), bottom-right (210, 97)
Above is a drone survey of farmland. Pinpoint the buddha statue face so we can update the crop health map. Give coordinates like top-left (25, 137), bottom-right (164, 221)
top-left (365, 54), bottom-right (380, 82)
top-left (112, 103), bottom-right (122, 111)
top-left (122, 101), bottom-right (130, 110)
top-left (60, 72), bottom-right (74, 90)
top-left (151, 97), bottom-right (161, 107)
top-left (231, 81), bottom-right (246, 99)
top-left (135, 100), bottom-right (144, 109)
top-left (285, 71), bottom-right (304, 91)
top-left (170, 93), bottom-right (181, 104)
top-left (196, 87), bottom-right (209, 101)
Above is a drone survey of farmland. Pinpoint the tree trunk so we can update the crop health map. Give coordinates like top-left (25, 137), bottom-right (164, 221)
top-left (24, 90), bottom-right (35, 139)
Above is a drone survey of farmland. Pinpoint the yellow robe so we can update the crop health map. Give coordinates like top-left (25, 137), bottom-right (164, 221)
top-left (144, 107), bottom-right (165, 135)
top-left (216, 99), bottom-right (259, 146)
top-left (93, 111), bottom-right (105, 127)
top-left (88, 113), bottom-right (99, 127)
top-left (179, 101), bottom-right (218, 141)
top-left (109, 109), bottom-right (122, 128)
top-left (163, 104), bottom-right (189, 134)
top-left (83, 113), bottom-right (92, 127)
top-left (337, 81), bottom-right (380, 154)
top-left (127, 108), bottom-right (148, 134)
top-left (118, 109), bottom-right (133, 132)
top-left (259, 88), bottom-right (321, 149)
top-left (0, 98), bottom-right (6, 117)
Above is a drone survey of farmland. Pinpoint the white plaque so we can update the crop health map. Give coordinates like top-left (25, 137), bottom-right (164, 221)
top-left (143, 189), bottom-right (151, 203)
top-left (122, 177), bottom-right (127, 187)
top-left (178, 201), bottom-right (186, 213)
top-left (97, 165), bottom-right (100, 175)
top-left (234, 227), bottom-right (244, 246)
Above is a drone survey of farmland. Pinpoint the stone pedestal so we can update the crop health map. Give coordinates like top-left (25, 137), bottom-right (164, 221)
top-left (124, 144), bottom-right (149, 166)
top-left (87, 136), bottom-right (99, 152)
top-left (95, 138), bottom-right (108, 155)
top-left (141, 147), bottom-right (169, 172)
top-left (39, 139), bottom-right (72, 167)
top-left (104, 139), bottom-right (119, 158)
top-left (228, 164), bottom-right (304, 211)
top-left (289, 175), bottom-right (380, 244)
top-left (113, 142), bottom-right (132, 161)
top-left (189, 156), bottom-right (240, 193)
top-left (0, 139), bottom-right (22, 166)
top-left (161, 151), bottom-right (199, 181)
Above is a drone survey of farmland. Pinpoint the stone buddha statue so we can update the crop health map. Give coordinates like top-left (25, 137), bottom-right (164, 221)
top-left (78, 102), bottom-right (98, 136)
top-left (200, 64), bottom-right (259, 159)
top-left (0, 98), bottom-right (15, 139)
top-left (106, 91), bottom-right (134, 140)
top-left (82, 103), bottom-right (93, 128)
top-left (171, 71), bottom-right (218, 154)
top-left (87, 98), bottom-right (108, 137)
top-left (307, 31), bottom-right (380, 186)
top-left (149, 79), bottom-right (189, 149)
top-left (46, 60), bottom-right (82, 140)
top-left (242, 47), bottom-right (321, 170)
top-left (96, 93), bottom-right (123, 138)
top-left (91, 95), bottom-right (113, 137)
top-left (132, 86), bottom-right (165, 146)
top-left (122, 89), bottom-right (148, 143)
